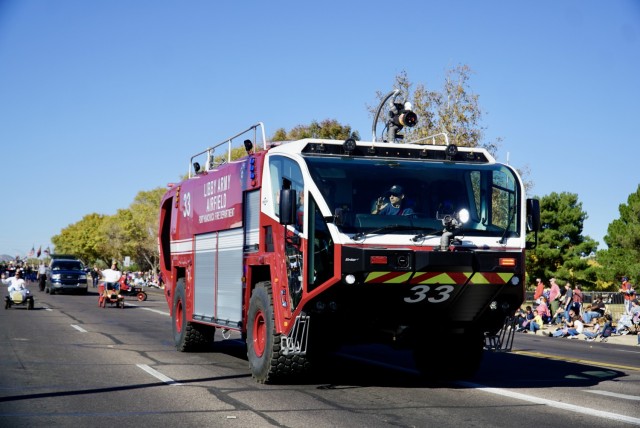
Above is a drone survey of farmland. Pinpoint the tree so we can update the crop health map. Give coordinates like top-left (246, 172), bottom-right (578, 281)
top-left (51, 213), bottom-right (107, 265)
top-left (369, 66), bottom-right (498, 154)
top-left (51, 187), bottom-right (166, 271)
top-left (128, 188), bottom-right (166, 272)
top-left (270, 119), bottom-right (360, 141)
top-left (526, 192), bottom-right (598, 289)
top-left (596, 184), bottom-right (640, 287)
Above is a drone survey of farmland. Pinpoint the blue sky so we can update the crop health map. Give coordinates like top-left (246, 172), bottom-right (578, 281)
top-left (1, 0), bottom-right (639, 257)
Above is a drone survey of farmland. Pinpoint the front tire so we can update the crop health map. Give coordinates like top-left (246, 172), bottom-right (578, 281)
top-left (247, 282), bottom-right (279, 383)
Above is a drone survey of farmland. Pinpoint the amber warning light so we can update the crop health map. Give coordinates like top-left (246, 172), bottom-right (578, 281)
top-left (499, 258), bottom-right (516, 267)
top-left (370, 256), bottom-right (388, 265)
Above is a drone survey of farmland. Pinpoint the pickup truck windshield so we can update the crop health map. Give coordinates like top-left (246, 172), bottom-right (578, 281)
top-left (303, 155), bottom-right (520, 238)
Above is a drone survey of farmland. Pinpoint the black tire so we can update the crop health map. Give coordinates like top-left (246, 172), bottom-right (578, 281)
top-left (45, 287), bottom-right (50, 294)
top-left (27, 298), bottom-right (34, 310)
top-left (137, 291), bottom-right (147, 302)
top-left (246, 282), bottom-right (309, 384)
top-left (247, 282), bottom-right (278, 383)
top-left (4, 298), bottom-right (9, 309)
top-left (413, 330), bottom-right (484, 380)
top-left (172, 279), bottom-right (214, 351)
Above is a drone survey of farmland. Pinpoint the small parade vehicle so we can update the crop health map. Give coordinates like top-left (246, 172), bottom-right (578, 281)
top-left (98, 282), bottom-right (125, 309)
top-left (5, 289), bottom-right (34, 310)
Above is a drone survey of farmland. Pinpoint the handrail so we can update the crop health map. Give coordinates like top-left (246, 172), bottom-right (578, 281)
top-left (189, 122), bottom-right (266, 178)
top-left (408, 132), bottom-right (450, 146)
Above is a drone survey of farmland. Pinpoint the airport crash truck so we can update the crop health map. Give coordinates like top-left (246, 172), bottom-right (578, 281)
top-left (158, 103), bottom-right (540, 383)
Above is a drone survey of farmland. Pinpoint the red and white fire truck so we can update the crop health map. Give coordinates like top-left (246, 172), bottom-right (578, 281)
top-left (158, 95), bottom-right (540, 383)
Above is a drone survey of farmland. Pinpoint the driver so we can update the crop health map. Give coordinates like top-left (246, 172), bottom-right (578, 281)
top-left (2, 269), bottom-right (29, 301)
top-left (371, 185), bottom-right (414, 216)
top-left (101, 262), bottom-right (122, 293)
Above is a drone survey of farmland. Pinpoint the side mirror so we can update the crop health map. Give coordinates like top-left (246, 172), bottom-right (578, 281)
top-left (526, 198), bottom-right (541, 232)
top-left (526, 198), bottom-right (540, 250)
top-left (279, 189), bottom-right (297, 226)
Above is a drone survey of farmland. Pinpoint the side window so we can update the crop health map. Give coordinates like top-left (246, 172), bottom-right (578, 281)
top-left (491, 170), bottom-right (517, 231)
top-left (269, 156), bottom-right (305, 228)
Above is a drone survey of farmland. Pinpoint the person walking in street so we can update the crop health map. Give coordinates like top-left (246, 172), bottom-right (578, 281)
top-left (36, 261), bottom-right (47, 292)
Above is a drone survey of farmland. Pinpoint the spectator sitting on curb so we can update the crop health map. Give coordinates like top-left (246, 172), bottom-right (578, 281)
top-left (582, 294), bottom-right (606, 325)
top-left (529, 309), bottom-right (544, 334)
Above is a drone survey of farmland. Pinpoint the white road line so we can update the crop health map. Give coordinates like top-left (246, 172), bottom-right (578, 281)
top-left (70, 324), bottom-right (87, 333)
top-left (585, 389), bottom-right (640, 401)
top-left (458, 381), bottom-right (640, 425)
top-left (136, 364), bottom-right (181, 385)
top-left (139, 307), bottom-right (170, 316)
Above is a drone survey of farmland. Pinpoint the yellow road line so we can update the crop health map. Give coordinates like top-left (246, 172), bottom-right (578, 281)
top-left (512, 349), bottom-right (640, 372)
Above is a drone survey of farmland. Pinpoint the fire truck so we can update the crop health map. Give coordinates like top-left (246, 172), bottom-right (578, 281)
top-left (158, 91), bottom-right (540, 383)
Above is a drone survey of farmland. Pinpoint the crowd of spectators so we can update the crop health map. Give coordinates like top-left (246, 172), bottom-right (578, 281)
top-left (516, 277), bottom-right (639, 345)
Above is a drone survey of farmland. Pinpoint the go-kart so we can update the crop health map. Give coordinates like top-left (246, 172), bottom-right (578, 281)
top-left (5, 289), bottom-right (34, 310)
top-left (119, 280), bottom-right (148, 301)
top-left (98, 282), bottom-right (125, 309)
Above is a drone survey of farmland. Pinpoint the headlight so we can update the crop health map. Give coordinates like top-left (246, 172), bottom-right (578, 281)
top-left (51, 274), bottom-right (61, 280)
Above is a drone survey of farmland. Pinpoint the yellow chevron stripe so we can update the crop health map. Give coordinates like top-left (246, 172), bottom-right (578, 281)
top-left (386, 272), bottom-right (413, 283)
top-left (365, 271), bottom-right (390, 282)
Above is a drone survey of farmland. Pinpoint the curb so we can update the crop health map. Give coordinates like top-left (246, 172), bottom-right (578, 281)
top-left (530, 326), bottom-right (639, 347)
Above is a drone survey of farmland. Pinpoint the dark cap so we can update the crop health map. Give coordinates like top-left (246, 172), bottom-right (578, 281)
top-left (386, 185), bottom-right (404, 196)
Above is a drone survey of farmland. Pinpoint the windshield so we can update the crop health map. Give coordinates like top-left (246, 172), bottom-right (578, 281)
top-left (304, 155), bottom-right (520, 238)
top-left (52, 261), bottom-right (85, 271)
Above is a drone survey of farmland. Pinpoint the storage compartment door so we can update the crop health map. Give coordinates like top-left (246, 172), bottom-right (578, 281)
top-left (216, 228), bottom-right (243, 325)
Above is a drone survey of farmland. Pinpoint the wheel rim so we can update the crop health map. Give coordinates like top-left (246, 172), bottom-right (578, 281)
top-left (175, 299), bottom-right (184, 334)
top-left (137, 293), bottom-right (145, 301)
top-left (252, 310), bottom-right (266, 357)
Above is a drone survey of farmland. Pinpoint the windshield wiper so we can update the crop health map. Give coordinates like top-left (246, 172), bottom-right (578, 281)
top-left (352, 224), bottom-right (419, 241)
top-left (411, 228), bottom-right (443, 242)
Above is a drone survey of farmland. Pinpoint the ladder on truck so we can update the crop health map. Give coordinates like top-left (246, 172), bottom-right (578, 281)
top-left (484, 316), bottom-right (517, 352)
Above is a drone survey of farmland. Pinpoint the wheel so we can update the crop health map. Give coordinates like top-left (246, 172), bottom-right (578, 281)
top-left (27, 298), bottom-right (34, 310)
top-left (246, 281), bottom-right (309, 383)
top-left (45, 287), bottom-right (50, 294)
top-left (4, 298), bottom-right (9, 309)
top-left (137, 291), bottom-right (147, 302)
top-left (247, 282), bottom-right (277, 383)
top-left (172, 279), bottom-right (214, 351)
top-left (120, 299), bottom-right (125, 309)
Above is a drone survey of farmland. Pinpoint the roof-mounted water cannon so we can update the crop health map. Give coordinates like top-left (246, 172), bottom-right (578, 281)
top-left (386, 100), bottom-right (417, 142)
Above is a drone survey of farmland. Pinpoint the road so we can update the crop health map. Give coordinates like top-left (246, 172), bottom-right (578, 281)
top-left (1, 284), bottom-right (639, 427)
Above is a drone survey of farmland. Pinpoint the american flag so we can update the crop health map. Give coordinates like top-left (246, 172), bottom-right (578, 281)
top-left (28, 246), bottom-right (35, 258)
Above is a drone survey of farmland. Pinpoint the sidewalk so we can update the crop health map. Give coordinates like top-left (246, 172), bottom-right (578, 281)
top-left (532, 324), bottom-right (639, 346)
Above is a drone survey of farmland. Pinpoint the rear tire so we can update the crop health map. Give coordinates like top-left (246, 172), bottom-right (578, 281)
top-left (172, 279), bottom-right (214, 351)
top-left (27, 298), bottom-right (34, 310)
top-left (137, 291), bottom-right (147, 301)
